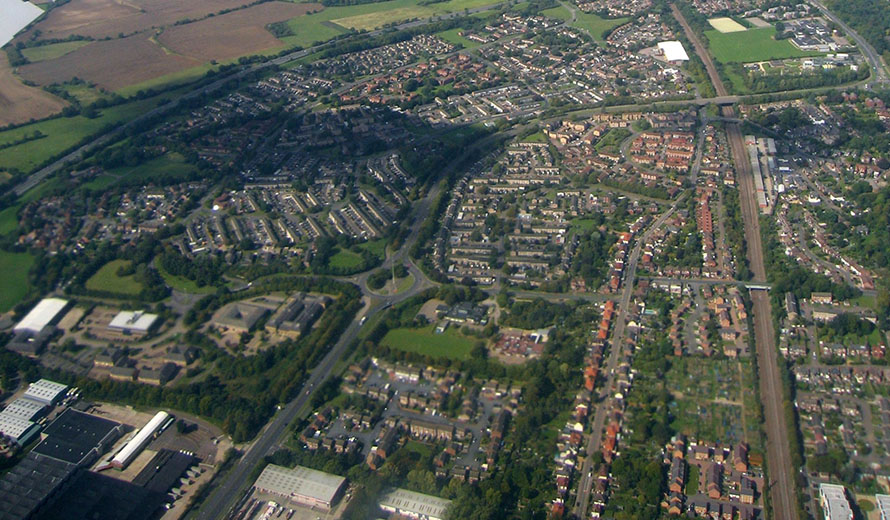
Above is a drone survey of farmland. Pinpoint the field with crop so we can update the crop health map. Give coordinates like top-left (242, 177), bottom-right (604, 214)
top-left (705, 27), bottom-right (818, 63)
top-left (0, 53), bottom-right (67, 128)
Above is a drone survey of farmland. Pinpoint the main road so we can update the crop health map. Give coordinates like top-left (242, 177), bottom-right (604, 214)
top-left (673, 5), bottom-right (798, 519)
top-left (808, 0), bottom-right (888, 85)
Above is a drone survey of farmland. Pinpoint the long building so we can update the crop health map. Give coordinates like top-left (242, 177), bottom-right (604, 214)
top-left (877, 494), bottom-right (890, 520)
top-left (13, 298), bottom-right (69, 335)
top-left (22, 379), bottom-right (69, 406)
top-left (111, 411), bottom-right (170, 469)
top-left (819, 483), bottom-right (853, 520)
top-left (254, 464), bottom-right (346, 511)
top-left (378, 488), bottom-right (452, 520)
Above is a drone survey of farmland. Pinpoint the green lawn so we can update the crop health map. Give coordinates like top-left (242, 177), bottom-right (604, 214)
top-left (541, 6), bottom-right (628, 41)
top-left (158, 263), bottom-right (216, 295)
top-left (329, 248), bottom-right (364, 269)
top-left (21, 41), bottom-right (91, 62)
top-left (104, 152), bottom-right (197, 185)
top-left (281, 0), bottom-right (503, 48)
top-left (381, 324), bottom-right (476, 359)
top-left (0, 251), bottom-right (33, 312)
top-left (704, 27), bottom-right (819, 63)
top-left (357, 238), bottom-right (387, 260)
top-left (436, 28), bottom-right (482, 49)
top-left (0, 89), bottom-right (189, 174)
top-left (85, 259), bottom-right (143, 296)
top-left (686, 464), bottom-right (700, 495)
top-left (115, 63), bottom-right (218, 97)
top-left (0, 205), bottom-right (20, 236)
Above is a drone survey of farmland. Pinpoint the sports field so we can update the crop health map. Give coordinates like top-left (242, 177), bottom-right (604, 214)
top-left (0, 251), bottom-right (34, 312)
top-left (381, 324), bottom-right (476, 359)
top-left (707, 17), bottom-right (746, 33)
top-left (705, 27), bottom-right (819, 63)
top-left (85, 259), bottom-right (143, 295)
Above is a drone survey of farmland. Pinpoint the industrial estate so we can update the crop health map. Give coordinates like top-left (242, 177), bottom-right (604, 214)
top-left (1, 0), bottom-right (890, 517)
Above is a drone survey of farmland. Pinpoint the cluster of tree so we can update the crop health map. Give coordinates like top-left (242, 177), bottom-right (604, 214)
top-left (825, 0), bottom-right (890, 56)
top-left (818, 312), bottom-right (876, 341)
top-left (599, 178), bottom-right (671, 199)
top-left (500, 297), bottom-right (573, 329)
top-left (158, 247), bottom-right (227, 288)
top-left (569, 222), bottom-right (614, 287)
top-left (367, 264), bottom-right (408, 290)
top-left (729, 63), bottom-right (869, 95)
top-left (722, 187), bottom-right (751, 281)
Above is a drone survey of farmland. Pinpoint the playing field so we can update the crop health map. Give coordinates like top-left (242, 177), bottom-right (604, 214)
top-left (85, 259), bottom-right (143, 295)
top-left (381, 324), bottom-right (475, 360)
top-left (705, 27), bottom-right (818, 63)
top-left (707, 17), bottom-right (746, 33)
top-left (0, 251), bottom-right (34, 313)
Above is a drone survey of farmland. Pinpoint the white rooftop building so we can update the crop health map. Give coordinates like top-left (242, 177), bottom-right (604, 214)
top-left (108, 311), bottom-right (158, 334)
top-left (23, 379), bottom-right (69, 406)
top-left (254, 464), bottom-right (346, 511)
top-left (2, 397), bottom-right (46, 422)
top-left (657, 41), bottom-right (690, 62)
top-left (819, 483), bottom-right (853, 520)
top-left (876, 494), bottom-right (890, 520)
top-left (0, 411), bottom-right (40, 445)
top-left (13, 298), bottom-right (69, 334)
top-left (379, 488), bottom-right (452, 520)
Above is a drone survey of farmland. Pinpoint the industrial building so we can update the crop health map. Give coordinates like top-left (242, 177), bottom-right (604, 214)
top-left (657, 41), bottom-right (690, 62)
top-left (33, 409), bottom-right (124, 466)
top-left (254, 464), bottom-right (346, 511)
top-left (378, 488), bottom-right (452, 520)
top-left (108, 310), bottom-right (159, 336)
top-left (819, 483), bottom-right (853, 520)
top-left (0, 412), bottom-right (41, 446)
top-left (266, 294), bottom-right (329, 336)
top-left (22, 379), bottom-right (69, 406)
top-left (2, 397), bottom-right (47, 422)
top-left (13, 298), bottom-right (70, 334)
top-left (877, 494), bottom-right (890, 520)
top-left (111, 411), bottom-right (171, 469)
top-left (213, 302), bottom-right (269, 332)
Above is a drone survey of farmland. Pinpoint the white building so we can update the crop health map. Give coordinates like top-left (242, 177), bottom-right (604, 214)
top-left (23, 379), bottom-right (69, 406)
top-left (876, 494), bottom-right (890, 520)
top-left (2, 397), bottom-right (47, 422)
top-left (819, 483), bottom-right (853, 520)
top-left (108, 311), bottom-right (159, 335)
top-left (13, 298), bottom-right (70, 334)
top-left (111, 411), bottom-right (170, 469)
top-left (0, 412), bottom-right (40, 445)
top-left (657, 41), bottom-right (690, 62)
top-left (378, 488), bottom-right (452, 520)
top-left (254, 464), bottom-right (346, 511)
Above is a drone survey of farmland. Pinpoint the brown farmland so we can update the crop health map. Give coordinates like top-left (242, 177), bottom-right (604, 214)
top-left (159, 2), bottom-right (321, 62)
top-left (21, 0), bottom-right (260, 41)
top-left (0, 54), bottom-right (67, 127)
top-left (18, 34), bottom-right (201, 90)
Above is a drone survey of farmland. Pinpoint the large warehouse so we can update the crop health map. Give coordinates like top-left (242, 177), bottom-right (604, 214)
top-left (378, 488), bottom-right (452, 520)
top-left (0, 412), bottom-right (40, 446)
top-left (23, 379), bottom-right (69, 406)
top-left (111, 411), bottom-right (170, 469)
top-left (13, 298), bottom-right (70, 335)
top-left (254, 464), bottom-right (346, 511)
top-left (108, 310), bottom-right (159, 336)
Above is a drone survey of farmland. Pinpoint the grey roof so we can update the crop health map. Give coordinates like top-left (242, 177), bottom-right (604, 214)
top-left (254, 464), bottom-right (345, 505)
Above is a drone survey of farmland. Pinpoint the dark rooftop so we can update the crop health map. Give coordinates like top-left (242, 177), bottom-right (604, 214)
top-left (132, 449), bottom-right (197, 494)
top-left (33, 408), bottom-right (123, 465)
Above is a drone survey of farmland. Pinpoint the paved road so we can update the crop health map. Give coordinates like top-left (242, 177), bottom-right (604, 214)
top-left (572, 200), bottom-right (682, 518)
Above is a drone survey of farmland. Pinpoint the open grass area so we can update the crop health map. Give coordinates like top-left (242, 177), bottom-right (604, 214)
top-left (85, 259), bottom-right (143, 295)
top-left (357, 238), bottom-right (387, 260)
top-left (115, 64), bottom-right (218, 97)
top-left (329, 248), bottom-right (364, 270)
top-left (103, 152), bottom-right (197, 186)
top-left (381, 324), bottom-right (476, 359)
top-left (0, 88), bottom-right (189, 174)
top-left (705, 27), bottom-right (819, 63)
top-left (282, 0), bottom-right (502, 48)
top-left (0, 205), bottom-right (20, 236)
top-left (21, 41), bottom-right (91, 62)
top-left (0, 251), bottom-right (33, 312)
top-left (541, 6), bottom-right (628, 41)
top-left (436, 28), bottom-right (482, 49)
top-left (158, 263), bottom-right (216, 295)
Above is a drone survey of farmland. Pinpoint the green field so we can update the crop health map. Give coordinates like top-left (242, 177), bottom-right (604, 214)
top-left (704, 27), bottom-right (819, 63)
top-left (329, 248), bottom-right (364, 269)
top-left (103, 152), bottom-right (198, 186)
top-left (381, 324), bottom-right (476, 359)
top-left (0, 251), bottom-right (33, 312)
top-left (0, 89), bottom-right (189, 175)
top-left (436, 28), bottom-right (482, 49)
top-left (0, 205), bottom-right (20, 235)
top-left (57, 83), bottom-right (108, 106)
top-left (85, 259), bottom-right (143, 295)
top-left (282, 0), bottom-right (503, 48)
top-left (357, 238), bottom-right (387, 259)
top-left (541, 6), bottom-right (628, 41)
top-left (158, 264), bottom-right (216, 294)
top-left (21, 41), bottom-right (91, 62)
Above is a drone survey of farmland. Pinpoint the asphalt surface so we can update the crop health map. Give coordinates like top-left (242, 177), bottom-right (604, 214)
top-left (674, 6), bottom-right (799, 519)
